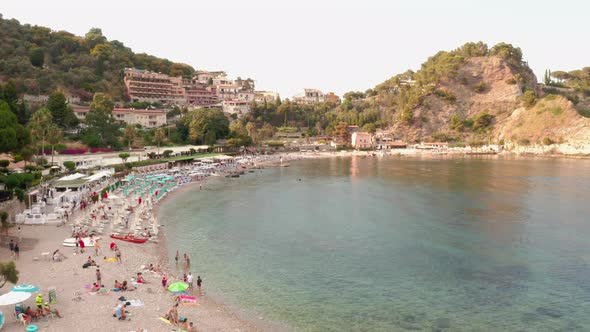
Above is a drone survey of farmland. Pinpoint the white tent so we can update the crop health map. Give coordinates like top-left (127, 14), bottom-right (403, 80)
top-left (57, 173), bottom-right (87, 181)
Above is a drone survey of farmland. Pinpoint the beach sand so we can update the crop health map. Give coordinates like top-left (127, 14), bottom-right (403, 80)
top-left (1, 186), bottom-right (262, 332)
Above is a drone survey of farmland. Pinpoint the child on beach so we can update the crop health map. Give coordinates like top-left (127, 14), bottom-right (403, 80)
top-left (162, 274), bottom-right (168, 288)
top-left (115, 247), bottom-right (122, 263)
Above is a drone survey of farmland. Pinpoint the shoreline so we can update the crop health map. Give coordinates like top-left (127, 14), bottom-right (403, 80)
top-left (2, 151), bottom-right (589, 331)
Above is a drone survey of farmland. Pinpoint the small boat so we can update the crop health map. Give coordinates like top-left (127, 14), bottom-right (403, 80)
top-left (110, 234), bottom-right (148, 244)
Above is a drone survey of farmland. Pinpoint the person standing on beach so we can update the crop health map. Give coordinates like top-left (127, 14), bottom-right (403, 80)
top-left (14, 243), bottom-right (19, 260)
top-left (17, 226), bottom-right (22, 242)
top-left (187, 272), bottom-right (194, 290)
top-left (9, 239), bottom-right (15, 259)
top-left (196, 276), bottom-right (202, 293)
top-left (115, 246), bottom-right (122, 263)
top-left (162, 274), bottom-right (168, 288)
top-left (94, 238), bottom-right (101, 256)
top-left (175, 251), bottom-right (180, 265)
top-left (96, 268), bottom-right (102, 285)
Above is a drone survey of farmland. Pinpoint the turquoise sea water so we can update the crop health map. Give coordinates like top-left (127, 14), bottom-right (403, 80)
top-left (160, 156), bottom-right (590, 331)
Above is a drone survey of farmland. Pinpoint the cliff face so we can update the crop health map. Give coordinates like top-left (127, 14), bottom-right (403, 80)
top-left (386, 55), bottom-right (590, 149)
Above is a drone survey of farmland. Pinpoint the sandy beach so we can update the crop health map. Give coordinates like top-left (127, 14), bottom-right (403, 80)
top-left (0, 157), bottom-right (280, 332)
top-left (2, 149), bottom-right (570, 332)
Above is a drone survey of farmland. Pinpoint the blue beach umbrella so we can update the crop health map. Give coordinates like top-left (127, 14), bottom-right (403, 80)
top-left (12, 284), bottom-right (39, 293)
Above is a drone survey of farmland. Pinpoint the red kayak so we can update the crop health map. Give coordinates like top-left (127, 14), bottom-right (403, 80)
top-left (110, 234), bottom-right (148, 244)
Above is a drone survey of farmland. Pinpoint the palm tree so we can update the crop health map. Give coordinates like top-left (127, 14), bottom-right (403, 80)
top-left (29, 108), bottom-right (53, 156)
top-left (47, 125), bottom-right (63, 166)
top-left (154, 128), bottom-right (165, 156)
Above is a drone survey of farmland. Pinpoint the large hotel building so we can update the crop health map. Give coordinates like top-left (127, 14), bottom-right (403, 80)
top-left (124, 68), bottom-right (280, 117)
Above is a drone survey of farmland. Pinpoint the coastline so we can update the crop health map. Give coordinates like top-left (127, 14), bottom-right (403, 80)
top-left (2, 150), bottom-right (589, 332)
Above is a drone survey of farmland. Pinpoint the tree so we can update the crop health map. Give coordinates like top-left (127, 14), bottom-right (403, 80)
top-left (0, 211), bottom-right (9, 237)
top-left (29, 47), bottom-right (44, 68)
top-left (47, 91), bottom-right (69, 128)
top-left (333, 122), bottom-right (350, 145)
top-left (29, 107), bottom-right (53, 155)
top-left (47, 125), bottom-right (63, 165)
top-left (154, 128), bottom-right (165, 155)
top-left (123, 126), bottom-right (137, 150)
top-left (63, 161), bottom-right (76, 172)
top-left (489, 43), bottom-right (523, 65)
top-left (0, 261), bottom-right (19, 288)
top-left (362, 123), bottom-right (377, 134)
top-left (0, 101), bottom-right (29, 153)
top-left (245, 122), bottom-right (257, 143)
top-left (184, 109), bottom-right (230, 145)
top-left (20, 147), bottom-right (34, 167)
top-left (118, 153), bottom-right (130, 163)
top-left (84, 93), bottom-right (119, 147)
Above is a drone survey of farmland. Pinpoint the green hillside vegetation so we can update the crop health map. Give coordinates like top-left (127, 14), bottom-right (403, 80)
top-left (0, 14), bottom-right (195, 101)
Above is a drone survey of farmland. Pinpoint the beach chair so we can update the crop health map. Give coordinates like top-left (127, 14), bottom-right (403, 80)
top-left (16, 313), bottom-right (30, 326)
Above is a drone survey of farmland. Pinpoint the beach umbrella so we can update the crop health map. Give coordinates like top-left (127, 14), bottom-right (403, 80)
top-left (167, 282), bottom-right (189, 293)
top-left (11, 284), bottom-right (39, 293)
top-left (0, 292), bottom-right (31, 306)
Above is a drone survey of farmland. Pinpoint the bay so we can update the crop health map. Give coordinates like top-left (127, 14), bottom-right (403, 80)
top-left (160, 156), bottom-right (590, 331)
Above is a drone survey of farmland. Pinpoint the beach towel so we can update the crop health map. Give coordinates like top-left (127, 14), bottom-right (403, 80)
top-left (158, 317), bottom-right (172, 325)
top-left (126, 300), bottom-right (144, 307)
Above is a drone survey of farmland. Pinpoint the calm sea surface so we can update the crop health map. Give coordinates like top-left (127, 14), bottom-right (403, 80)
top-left (160, 156), bottom-right (590, 331)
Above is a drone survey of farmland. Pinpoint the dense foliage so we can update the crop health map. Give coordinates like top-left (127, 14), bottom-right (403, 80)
top-left (0, 15), bottom-right (195, 100)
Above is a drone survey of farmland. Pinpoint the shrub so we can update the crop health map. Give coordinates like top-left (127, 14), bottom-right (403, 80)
top-left (522, 90), bottom-right (537, 108)
top-left (473, 81), bottom-right (487, 93)
top-left (506, 77), bottom-right (517, 85)
top-left (518, 138), bottom-right (531, 146)
top-left (543, 137), bottom-right (555, 145)
top-left (544, 94), bottom-right (558, 101)
top-left (578, 109), bottom-right (590, 118)
top-left (434, 89), bottom-right (456, 103)
top-left (499, 139), bottom-right (505, 146)
top-left (0, 160), bottom-right (9, 168)
top-left (163, 150), bottom-right (173, 158)
top-left (63, 161), bottom-right (76, 172)
top-left (547, 107), bottom-right (563, 116)
top-left (431, 132), bottom-right (456, 142)
top-left (472, 113), bottom-right (494, 132)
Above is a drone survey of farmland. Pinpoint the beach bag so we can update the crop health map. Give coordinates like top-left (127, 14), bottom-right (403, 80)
top-left (82, 262), bottom-right (91, 268)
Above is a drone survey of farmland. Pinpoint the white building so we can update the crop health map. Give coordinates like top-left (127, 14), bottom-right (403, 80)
top-left (254, 91), bottom-right (280, 103)
top-left (222, 100), bottom-right (250, 117)
top-left (73, 106), bottom-right (167, 128)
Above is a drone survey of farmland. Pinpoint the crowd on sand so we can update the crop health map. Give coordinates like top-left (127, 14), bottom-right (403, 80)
top-left (1, 153), bottom-right (325, 331)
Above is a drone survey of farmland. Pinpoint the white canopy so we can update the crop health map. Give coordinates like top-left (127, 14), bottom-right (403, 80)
top-left (0, 291), bottom-right (31, 306)
top-left (58, 173), bottom-right (87, 181)
top-left (85, 170), bottom-right (112, 182)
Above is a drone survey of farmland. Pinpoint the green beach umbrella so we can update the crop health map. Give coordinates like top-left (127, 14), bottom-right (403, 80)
top-left (167, 282), bottom-right (189, 293)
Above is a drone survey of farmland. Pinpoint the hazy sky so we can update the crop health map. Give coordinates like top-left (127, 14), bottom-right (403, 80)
top-left (3, 0), bottom-right (588, 98)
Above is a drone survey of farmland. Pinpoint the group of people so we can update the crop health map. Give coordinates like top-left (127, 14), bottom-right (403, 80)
top-left (175, 250), bottom-right (191, 268)
top-left (163, 303), bottom-right (196, 331)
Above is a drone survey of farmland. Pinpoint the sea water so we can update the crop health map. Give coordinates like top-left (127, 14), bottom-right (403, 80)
top-left (160, 156), bottom-right (590, 331)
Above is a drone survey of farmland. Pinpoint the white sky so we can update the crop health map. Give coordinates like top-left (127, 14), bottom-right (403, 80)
top-left (2, 0), bottom-right (589, 98)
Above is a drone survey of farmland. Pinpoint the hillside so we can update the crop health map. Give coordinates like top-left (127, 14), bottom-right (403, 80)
top-left (0, 14), bottom-right (195, 101)
top-left (361, 42), bottom-right (590, 149)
